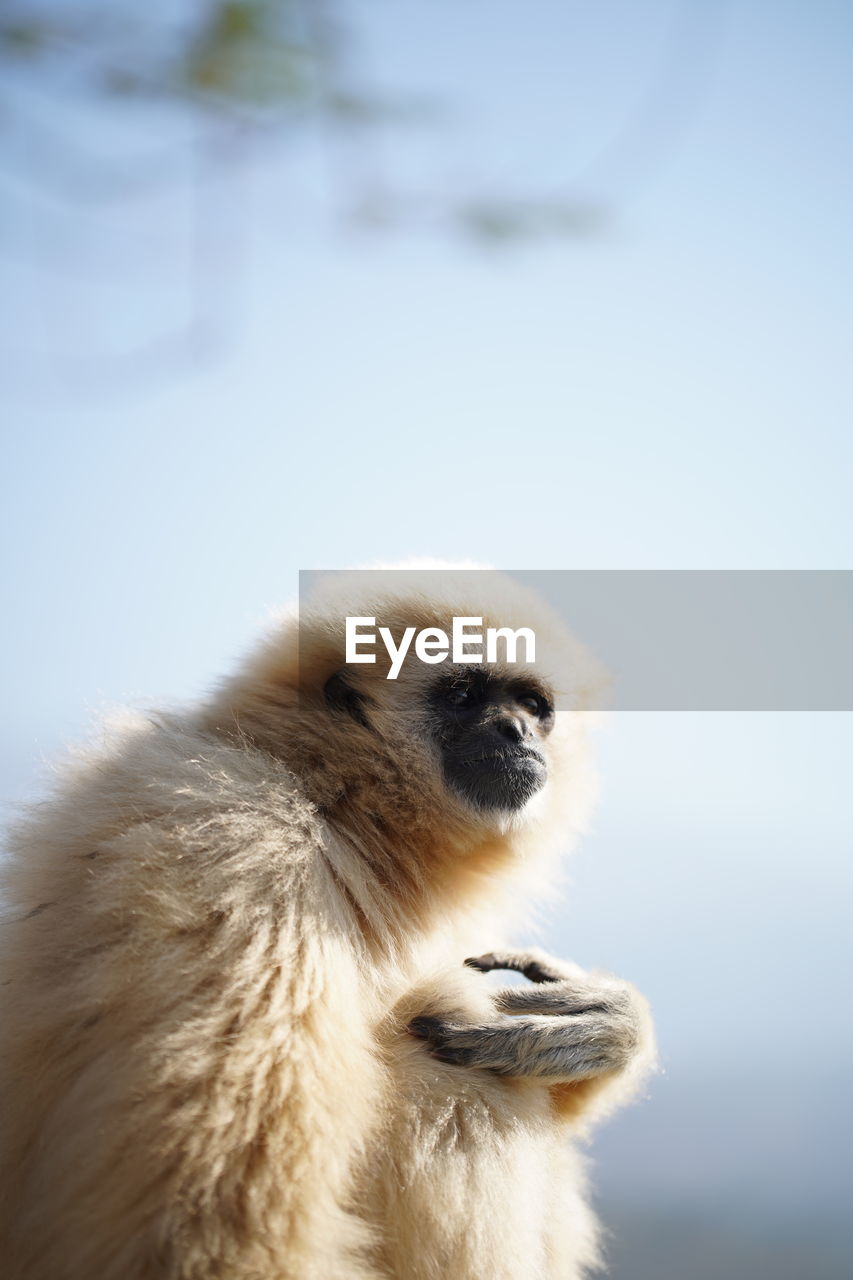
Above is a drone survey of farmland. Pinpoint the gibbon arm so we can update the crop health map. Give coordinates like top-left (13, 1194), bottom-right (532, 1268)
top-left (408, 949), bottom-right (654, 1124)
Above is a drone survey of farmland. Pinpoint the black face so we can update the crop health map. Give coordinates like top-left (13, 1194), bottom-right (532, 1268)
top-left (428, 668), bottom-right (555, 812)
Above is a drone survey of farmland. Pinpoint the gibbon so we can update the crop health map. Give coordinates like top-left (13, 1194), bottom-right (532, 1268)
top-left (0, 568), bottom-right (655, 1280)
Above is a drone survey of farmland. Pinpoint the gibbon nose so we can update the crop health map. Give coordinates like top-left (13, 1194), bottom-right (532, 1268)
top-left (493, 711), bottom-right (530, 744)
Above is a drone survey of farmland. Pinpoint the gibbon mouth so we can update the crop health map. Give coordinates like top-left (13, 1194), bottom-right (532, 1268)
top-left (457, 748), bottom-right (545, 769)
top-left (444, 748), bottom-right (546, 811)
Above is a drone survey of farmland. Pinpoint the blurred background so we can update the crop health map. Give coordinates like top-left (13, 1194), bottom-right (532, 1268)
top-left (1, 2), bottom-right (852, 1276)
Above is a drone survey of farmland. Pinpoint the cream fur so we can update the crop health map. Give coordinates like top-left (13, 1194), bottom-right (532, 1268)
top-left (0, 568), bottom-right (654, 1279)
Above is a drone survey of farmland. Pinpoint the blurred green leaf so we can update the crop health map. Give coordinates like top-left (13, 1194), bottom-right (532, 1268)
top-left (457, 198), bottom-right (607, 244)
top-left (184, 0), bottom-right (316, 106)
top-left (0, 18), bottom-right (50, 56)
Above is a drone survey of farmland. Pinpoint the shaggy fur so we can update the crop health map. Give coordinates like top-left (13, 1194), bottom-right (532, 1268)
top-left (0, 568), bottom-right (655, 1279)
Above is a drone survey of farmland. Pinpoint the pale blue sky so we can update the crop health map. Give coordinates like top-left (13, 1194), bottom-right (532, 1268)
top-left (2, 0), bottom-right (852, 1238)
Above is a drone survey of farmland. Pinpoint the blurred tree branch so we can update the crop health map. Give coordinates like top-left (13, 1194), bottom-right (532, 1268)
top-left (0, 0), bottom-right (727, 383)
top-left (0, 1), bottom-right (612, 235)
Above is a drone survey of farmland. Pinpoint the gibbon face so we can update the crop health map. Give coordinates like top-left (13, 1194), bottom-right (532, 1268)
top-left (322, 655), bottom-right (557, 816)
top-left (425, 666), bottom-right (555, 811)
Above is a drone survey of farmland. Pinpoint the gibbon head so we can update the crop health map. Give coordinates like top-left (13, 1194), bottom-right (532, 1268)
top-left (204, 567), bottom-right (600, 912)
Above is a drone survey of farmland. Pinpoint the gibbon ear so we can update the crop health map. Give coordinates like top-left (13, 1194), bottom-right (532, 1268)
top-left (322, 670), bottom-right (373, 730)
